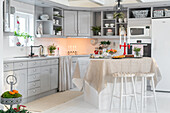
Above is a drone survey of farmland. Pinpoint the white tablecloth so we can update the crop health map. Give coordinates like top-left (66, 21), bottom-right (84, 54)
top-left (73, 57), bottom-right (162, 93)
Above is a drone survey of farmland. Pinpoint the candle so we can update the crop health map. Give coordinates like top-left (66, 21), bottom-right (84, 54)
top-left (120, 34), bottom-right (121, 45)
top-left (124, 34), bottom-right (126, 43)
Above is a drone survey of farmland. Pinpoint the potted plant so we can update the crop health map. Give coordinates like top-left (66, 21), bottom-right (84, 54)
top-left (113, 12), bottom-right (125, 23)
top-left (48, 44), bottom-right (57, 56)
top-left (133, 47), bottom-right (141, 57)
top-left (100, 40), bottom-right (111, 48)
top-left (56, 27), bottom-right (62, 35)
top-left (91, 26), bottom-right (101, 36)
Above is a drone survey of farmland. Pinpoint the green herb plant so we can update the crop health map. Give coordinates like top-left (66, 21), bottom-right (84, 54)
top-left (133, 47), bottom-right (141, 56)
top-left (56, 27), bottom-right (62, 31)
top-left (48, 44), bottom-right (57, 54)
top-left (113, 12), bottom-right (125, 19)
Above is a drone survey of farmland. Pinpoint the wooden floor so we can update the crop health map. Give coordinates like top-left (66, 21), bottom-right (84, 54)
top-left (42, 92), bottom-right (170, 113)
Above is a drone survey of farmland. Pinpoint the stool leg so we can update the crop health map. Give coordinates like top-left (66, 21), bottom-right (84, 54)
top-left (109, 77), bottom-right (117, 112)
top-left (120, 77), bottom-right (124, 113)
top-left (125, 77), bottom-right (128, 109)
top-left (132, 76), bottom-right (139, 113)
top-left (144, 77), bottom-right (147, 108)
top-left (151, 76), bottom-right (158, 113)
top-left (141, 77), bottom-right (144, 113)
top-left (130, 76), bottom-right (138, 110)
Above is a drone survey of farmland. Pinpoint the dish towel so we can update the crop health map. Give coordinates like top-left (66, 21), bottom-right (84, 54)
top-left (59, 56), bottom-right (72, 92)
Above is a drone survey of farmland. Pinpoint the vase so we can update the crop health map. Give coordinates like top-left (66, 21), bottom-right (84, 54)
top-left (49, 50), bottom-right (55, 56)
top-left (134, 51), bottom-right (141, 57)
top-left (124, 18), bottom-right (127, 23)
top-left (118, 18), bottom-right (123, 23)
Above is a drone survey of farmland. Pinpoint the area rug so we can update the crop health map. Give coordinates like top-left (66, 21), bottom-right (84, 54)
top-left (25, 91), bottom-right (83, 112)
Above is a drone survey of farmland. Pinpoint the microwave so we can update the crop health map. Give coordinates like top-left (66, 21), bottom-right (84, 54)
top-left (128, 26), bottom-right (150, 37)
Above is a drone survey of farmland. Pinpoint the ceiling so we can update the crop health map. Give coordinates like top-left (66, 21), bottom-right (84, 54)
top-left (14, 0), bottom-right (170, 8)
top-left (49, 0), bottom-right (170, 7)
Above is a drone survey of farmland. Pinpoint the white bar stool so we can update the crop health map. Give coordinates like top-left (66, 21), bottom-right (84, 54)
top-left (136, 73), bottom-right (158, 113)
top-left (109, 72), bottom-right (139, 113)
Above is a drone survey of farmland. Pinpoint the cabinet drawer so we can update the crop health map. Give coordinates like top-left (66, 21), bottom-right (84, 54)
top-left (28, 68), bottom-right (40, 75)
top-left (41, 60), bottom-right (51, 66)
top-left (4, 63), bottom-right (13, 71)
top-left (14, 62), bottom-right (27, 70)
top-left (28, 61), bottom-right (40, 68)
top-left (28, 74), bottom-right (40, 82)
top-left (51, 59), bottom-right (59, 65)
top-left (28, 81), bottom-right (40, 89)
top-left (28, 87), bottom-right (40, 97)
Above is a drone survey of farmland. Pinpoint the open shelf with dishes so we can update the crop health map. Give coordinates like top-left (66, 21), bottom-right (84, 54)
top-left (152, 6), bottom-right (170, 19)
top-left (35, 6), bottom-right (64, 38)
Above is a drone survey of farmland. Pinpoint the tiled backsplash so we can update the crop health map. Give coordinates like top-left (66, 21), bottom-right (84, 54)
top-left (34, 38), bottom-right (122, 56)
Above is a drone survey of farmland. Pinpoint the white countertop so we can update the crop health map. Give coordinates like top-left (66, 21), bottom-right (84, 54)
top-left (3, 55), bottom-right (90, 63)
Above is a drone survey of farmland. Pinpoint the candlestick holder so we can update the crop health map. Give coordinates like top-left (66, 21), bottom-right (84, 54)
top-left (120, 42), bottom-right (130, 55)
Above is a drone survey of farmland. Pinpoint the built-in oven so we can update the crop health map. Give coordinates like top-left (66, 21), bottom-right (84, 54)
top-left (128, 26), bottom-right (150, 37)
top-left (128, 39), bottom-right (151, 57)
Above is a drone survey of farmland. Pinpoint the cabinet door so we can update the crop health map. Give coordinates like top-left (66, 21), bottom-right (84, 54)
top-left (78, 11), bottom-right (91, 36)
top-left (64, 11), bottom-right (78, 36)
top-left (50, 65), bottom-right (59, 90)
top-left (40, 66), bottom-right (51, 93)
top-left (13, 70), bottom-right (28, 98)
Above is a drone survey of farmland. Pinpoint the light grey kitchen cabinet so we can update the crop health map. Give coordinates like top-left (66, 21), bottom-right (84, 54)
top-left (78, 11), bottom-right (91, 36)
top-left (13, 69), bottom-right (28, 98)
top-left (50, 65), bottom-right (59, 90)
top-left (4, 67), bottom-right (28, 99)
top-left (4, 71), bottom-right (13, 91)
top-left (64, 11), bottom-right (78, 36)
top-left (40, 66), bottom-right (51, 93)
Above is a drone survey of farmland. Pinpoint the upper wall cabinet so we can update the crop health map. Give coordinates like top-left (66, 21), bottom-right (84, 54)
top-left (64, 11), bottom-right (78, 36)
top-left (64, 10), bottom-right (91, 37)
top-left (78, 11), bottom-right (91, 36)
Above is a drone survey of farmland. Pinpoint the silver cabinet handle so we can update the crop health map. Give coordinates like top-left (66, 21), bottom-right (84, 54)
top-left (33, 83), bottom-right (36, 86)
top-left (33, 75), bottom-right (36, 79)
top-left (4, 64), bottom-right (8, 68)
top-left (20, 63), bottom-right (23, 66)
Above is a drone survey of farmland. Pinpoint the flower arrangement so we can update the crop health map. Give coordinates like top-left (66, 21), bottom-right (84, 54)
top-left (106, 49), bottom-right (117, 55)
top-left (0, 105), bottom-right (30, 113)
top-left (1, 90), bottom-right (22, 98)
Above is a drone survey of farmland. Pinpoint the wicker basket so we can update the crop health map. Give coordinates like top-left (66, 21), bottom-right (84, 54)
top-left (1, 97), bottom-right (22, 105)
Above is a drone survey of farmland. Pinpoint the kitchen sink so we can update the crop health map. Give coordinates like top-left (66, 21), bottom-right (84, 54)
top-left (14, 56), bottom-right (31, 58)
top-left (14, 55), bottom-right (47, 58)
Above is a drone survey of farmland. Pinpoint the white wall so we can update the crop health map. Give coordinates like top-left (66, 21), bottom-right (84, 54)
top-left (0, 0), bottom-right (4, 109)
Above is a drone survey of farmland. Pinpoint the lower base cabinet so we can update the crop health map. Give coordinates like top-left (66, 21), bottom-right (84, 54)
top-left (4, 69), bottom-right (28, 99)
top-left (50, 65), bottom-right (59, 90)
top-left (40, 66), bottom-right (51, 93)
